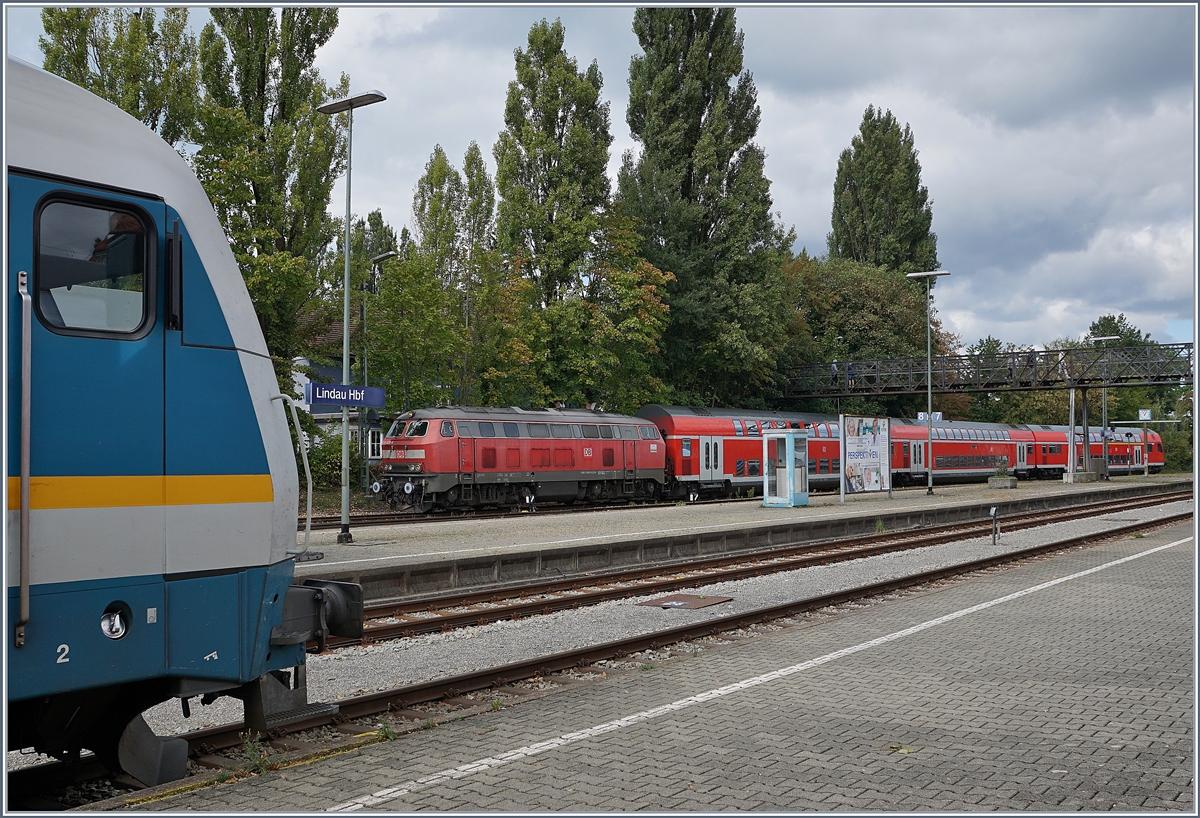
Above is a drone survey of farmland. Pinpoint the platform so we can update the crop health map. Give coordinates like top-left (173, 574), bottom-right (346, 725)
top-left (123, 517), bottom-right (1194, 811)
top-left (296, 475), bottom-right (1190, 602)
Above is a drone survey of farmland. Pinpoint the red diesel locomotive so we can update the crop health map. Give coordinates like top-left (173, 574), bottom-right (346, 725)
top-left (376, 404), bottom-right (1165, 510)
top-left (377, 406), bottom-right (667, 511)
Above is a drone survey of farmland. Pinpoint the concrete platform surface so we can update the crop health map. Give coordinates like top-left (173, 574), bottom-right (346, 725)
top-left (131, 518), bottom-right (1194, 812)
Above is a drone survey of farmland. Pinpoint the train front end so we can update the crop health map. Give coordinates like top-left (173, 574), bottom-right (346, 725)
top-left (5, 58), bottom-right (360, 786)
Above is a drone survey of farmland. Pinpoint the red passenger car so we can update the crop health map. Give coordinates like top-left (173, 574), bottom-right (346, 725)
top-left (377, 406), bottom-right (666, 511)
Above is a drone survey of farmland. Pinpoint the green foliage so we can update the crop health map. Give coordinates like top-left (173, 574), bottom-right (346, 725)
top-left (304, 424), bottom-right (364, 489)
top-left (40, 7), bottom-right (199, 148)
top-left (788, 255), bottom-right (948, 417)
top-left (540, 209), bottom-right (674, 413)
top-left (413, 145), bottom-right (466, 286)
top-left (494, 19), bottom-right (613, 307)
top-left (619, 8), bottom-right (795, 406)
top-left (828, 105), bottom-right (939, 274)
top-left (370, 252), bottom-right (465, 413)
top-left (193, 8), bottom-right (348, 390)
top-left (1088, 313), bottom-right (1152, 345)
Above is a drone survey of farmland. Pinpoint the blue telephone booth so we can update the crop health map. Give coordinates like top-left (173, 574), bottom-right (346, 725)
top-left (762, 430), bottom-right (809, 507)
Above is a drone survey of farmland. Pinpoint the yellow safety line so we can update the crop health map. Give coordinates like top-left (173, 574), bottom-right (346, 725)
top-left (6, 474), bottom-right (274, 510)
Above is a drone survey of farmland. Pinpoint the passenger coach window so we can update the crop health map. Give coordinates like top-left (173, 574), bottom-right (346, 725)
top-left (37, 200), bottom-right (151, 335)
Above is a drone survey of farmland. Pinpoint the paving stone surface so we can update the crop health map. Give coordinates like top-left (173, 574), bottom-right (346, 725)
top-left (129, 521), bottom-right (1193, 812)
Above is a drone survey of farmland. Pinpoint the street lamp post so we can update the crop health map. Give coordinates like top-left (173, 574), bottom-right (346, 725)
top-left (905, 270), bottom-right (951, 495)
top-left (318, 89), bottom-right (386, 544)
top-left (1091, 335), bottom-right (1119, 479)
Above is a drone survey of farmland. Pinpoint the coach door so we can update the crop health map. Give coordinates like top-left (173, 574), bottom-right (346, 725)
top-left (7, 173), bottom-right (166, 687)
top-left (700, 436), bottom-right (720, 482)
top-left (1016, 443), bottom-right (1027, 470)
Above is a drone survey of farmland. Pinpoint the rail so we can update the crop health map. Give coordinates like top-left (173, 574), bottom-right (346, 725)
top-left (785, 343), bottom-right (1193, 399)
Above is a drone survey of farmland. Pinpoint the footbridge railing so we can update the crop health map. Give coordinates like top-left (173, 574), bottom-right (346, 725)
top-left (784, 343), bottom-right (1193, 399)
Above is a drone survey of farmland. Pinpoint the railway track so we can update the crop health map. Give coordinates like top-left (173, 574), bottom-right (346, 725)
top-left (10, 491), bottom-right (1190, 808)
top-left (336, 489), bottom-right (1191, 646)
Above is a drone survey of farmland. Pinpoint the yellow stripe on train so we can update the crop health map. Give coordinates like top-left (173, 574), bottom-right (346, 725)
top-left (6, 474), bottom-right (274, 510)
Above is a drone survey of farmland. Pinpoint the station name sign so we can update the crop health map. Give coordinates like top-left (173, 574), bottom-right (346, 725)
top-left (304, 382), bottom-right (386, 407)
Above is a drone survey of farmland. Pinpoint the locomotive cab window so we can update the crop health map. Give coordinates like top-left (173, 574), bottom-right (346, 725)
top-left (405, 420), bottom-right (428, 437)
top-left (639, 426), bottom-right (659, 440)
top-left (36, 200), bottom-right (153, 336)
top-left (440, 421), bottom-right (455, 437)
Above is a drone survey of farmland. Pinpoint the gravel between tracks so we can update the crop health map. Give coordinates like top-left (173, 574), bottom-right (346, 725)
top-left (7, 498), bottom-right (1191, 772)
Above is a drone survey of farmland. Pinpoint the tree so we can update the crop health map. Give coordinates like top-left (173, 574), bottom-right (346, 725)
top-left (192, 8), bottom-right (348, 388)
top-left (828, 105), bottom-right (938, 274)
top-left (619, 7), bottom-right (795, 405)
top-left (412, 145), bottom-right (465, 287)
top-left (540, 209), bottom-right (674, 412)
top-left (789, 255), bottom-right (953, 418)
top-left (1088, 313), bottom-right (1152, 346)
top-left (39, 7), bottom-right (199, 148)
top-left (493, 18), bottom-right (613, 306)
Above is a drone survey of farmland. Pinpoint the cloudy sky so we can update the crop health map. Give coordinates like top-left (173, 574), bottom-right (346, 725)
top-left (5, 4), bottom-right (1196, 349)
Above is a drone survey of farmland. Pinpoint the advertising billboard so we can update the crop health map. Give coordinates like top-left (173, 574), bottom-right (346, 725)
top-left (842, 415), bottom-right (890, 493)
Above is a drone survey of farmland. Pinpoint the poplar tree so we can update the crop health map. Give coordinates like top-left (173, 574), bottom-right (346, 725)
top-left (493, 19), bottom-right (613, 306)
top-left (39, 7), bottom-right (199, 148)
top-left (828, 105), bottom-right (939, 274)
top-left (619, 7), bottom-right (794, 405)
top-left (193, 8), bottom-right (348, 387)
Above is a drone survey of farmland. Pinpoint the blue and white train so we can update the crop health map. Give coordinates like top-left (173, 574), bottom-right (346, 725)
top-left (6, 58), bottom-right (360, 786)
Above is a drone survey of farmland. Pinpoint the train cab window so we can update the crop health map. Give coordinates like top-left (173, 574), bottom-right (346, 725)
top-left (440, 421), bottom-right (455, 437)
top-left (478, 422), bottom-right (496, 437)
top-left (36, 200), bottom-right (151, 335)
top-left (598, 425), bottom-right (614, 439)
top-left (639, 426), bottom-right (659, 440)
top-left (733, 420), bottom-right (745, 436)
top-left (503, 422), bottom-right (520, 438)
top-left (582, 424), bottom-right (600, 439)
top-left (621, 425), bottom-right (638, 439)
top-left (1157, 443), bottom-right (1163, 452)
top-left (551, 424), bottom-right (572, 439)
top-left (527, 423), bottom-right (550, 438)
top-left (405, 421), bottom-right (429, 437)
top-left (386, 419), bottom-right (405, 437)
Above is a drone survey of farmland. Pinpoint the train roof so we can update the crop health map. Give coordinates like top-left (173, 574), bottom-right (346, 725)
top-left (392, 405), bottom-right (650, 424)
top-left (636, 405), bottom-right (1159, 438)
top-left (4, 58), bottom-right (266, 356)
